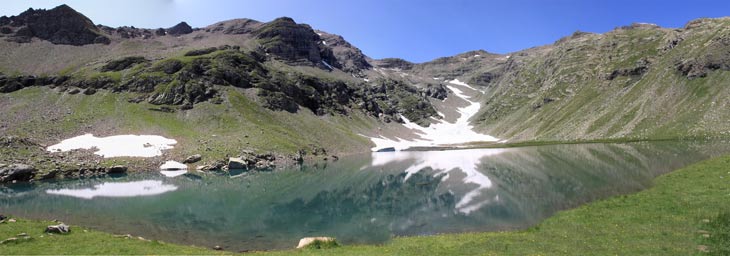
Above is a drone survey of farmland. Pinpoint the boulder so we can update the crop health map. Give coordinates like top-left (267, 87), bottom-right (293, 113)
top-left (82, 88), bottom-right (97, 95)
top-left (45, 223), bottom-right (70, 233)
top-left (67, 88), bottom-right (80, 94)
top-left (107, 165), bottom-right (127, 174)
top-left (183, 154), bottom-right (202, 164)
top-left (227, 157), bottom-right (247, 170)
top-left (296, 237), bottom-right (338, 249)
top-left (0, 164), bottom-right (37, 183)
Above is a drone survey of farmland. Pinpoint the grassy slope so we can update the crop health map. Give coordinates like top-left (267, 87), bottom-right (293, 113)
top-left (0, 218), bottom-right (220, 255)
top-left (0, 86), bottom-right (374, 160)
top-left (475, 19), bottom-right (730, 143)
top-left (3, 152), bottom-right (729, 255)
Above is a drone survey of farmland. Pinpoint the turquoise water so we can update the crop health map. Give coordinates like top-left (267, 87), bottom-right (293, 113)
top-left (2, 141), bottom-right (729, 251)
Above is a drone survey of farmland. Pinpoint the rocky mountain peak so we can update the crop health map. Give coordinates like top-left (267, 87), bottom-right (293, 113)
top-left (167, 21), bottom-right (193, 35)
top-left (0, 4), bottom-right (109, 45)
top-left (205, 18), bottom-right (262, 34)
top-left (253, 17), bottom-right (340, 69)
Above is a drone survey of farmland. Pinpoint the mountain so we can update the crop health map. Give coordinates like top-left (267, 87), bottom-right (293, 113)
top-left (1, 5), bottom-right (730, 171)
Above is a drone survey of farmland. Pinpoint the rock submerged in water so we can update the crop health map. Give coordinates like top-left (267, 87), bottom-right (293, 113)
top-left (45, 223), bottom-right (70, 234)
top-left (0, 164), bottom-right (37, 183)
top-left (376, 147), bottom-right (396, 152)
top-left (296, 237), bottom-right (338, 249)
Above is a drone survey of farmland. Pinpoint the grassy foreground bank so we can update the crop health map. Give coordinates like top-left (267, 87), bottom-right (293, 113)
top-left (2, 155), bottom-right (729, 255)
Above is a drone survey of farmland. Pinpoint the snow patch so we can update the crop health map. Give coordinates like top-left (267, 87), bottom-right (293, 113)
top-left (365, 79), bottom-right (498, 151)
top-left (322, 40), bottom-right (327, 45)
top-left (321, 60), bottom-right (334, 70)
top-left (47, 134), bottom-right (177, 158)
top-left (46, 180), bottom-right (177, 199)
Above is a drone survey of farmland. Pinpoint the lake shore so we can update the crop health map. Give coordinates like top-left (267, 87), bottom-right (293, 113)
top-left (2, 153), bottom-right (729, 255)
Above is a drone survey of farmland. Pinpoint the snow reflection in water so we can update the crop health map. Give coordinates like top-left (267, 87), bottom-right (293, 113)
top-left (371, 148), bottom-right (508, 214)
top-left (46, 180), bottom-right (178, 199)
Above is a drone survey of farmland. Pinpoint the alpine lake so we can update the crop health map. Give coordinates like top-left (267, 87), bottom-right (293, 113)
top-left (2, 140), bottom-right (729, 252)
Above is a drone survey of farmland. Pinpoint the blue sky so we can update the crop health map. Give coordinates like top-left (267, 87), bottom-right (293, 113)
top-left (3, 0), bottom-right (730, 62)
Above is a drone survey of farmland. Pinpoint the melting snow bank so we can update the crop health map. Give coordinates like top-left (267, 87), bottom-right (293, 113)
top-left (370, 148), bottom-right (508, 214)
top-left (47, 134), bottom-right (177, 158)
top-left (160, 161), bottom-right (187, 170)
top-left (46, 180), bottom-right (178, 199)
top-left (160, 161), bottom-right (188, 177)
top-left (366, 79), bottom-right (499, 151)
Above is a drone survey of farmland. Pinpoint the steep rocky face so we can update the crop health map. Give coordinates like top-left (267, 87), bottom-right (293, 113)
top-left (317, 31), bottom-right (372, 73)
top-left (0, 4), bottom-right (108, 45)
top-left (253, 17), bottom-right (340, 68)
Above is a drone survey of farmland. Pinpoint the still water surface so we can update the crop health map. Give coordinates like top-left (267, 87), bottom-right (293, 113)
top-left (2, 141), bottom-right (729, 251)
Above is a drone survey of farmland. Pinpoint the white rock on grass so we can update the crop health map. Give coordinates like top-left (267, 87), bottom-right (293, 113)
top-left (296, 237), bottom-right (337, 249)
top-left (47, 134), bottom-right (177, 158)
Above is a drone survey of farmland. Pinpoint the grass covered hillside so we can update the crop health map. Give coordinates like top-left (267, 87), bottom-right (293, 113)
top-left (469, 20), bottom-right (730, 142)
top-left (2, 4), bottom-right (730, 160)
top-left (0, 5), bottom-right (447, 163)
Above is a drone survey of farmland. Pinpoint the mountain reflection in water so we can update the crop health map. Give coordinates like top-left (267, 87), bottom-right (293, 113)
top-left (2, 141), bottom-right (729, 251)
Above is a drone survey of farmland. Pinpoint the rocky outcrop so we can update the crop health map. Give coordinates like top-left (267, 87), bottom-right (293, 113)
top-left (167, 22), bottom-right (193, 35)
top-left (101, 56), bottom-right (148, 72)
top-left (606, 58), bottom-right (650, 80)
top-left (0, 4), bottom-right (109, 45)
top-left (317, 31), bottom-right (372, 73)
top-left (0, 164), bottom-right (37, 183)
top-left (372, 58), bottom-right (414, 70)
top-left (254, 17), bottom-right (339, 68)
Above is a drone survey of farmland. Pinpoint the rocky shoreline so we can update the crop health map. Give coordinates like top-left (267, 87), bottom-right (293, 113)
top-left (0, 136), bottom-right (339, 184)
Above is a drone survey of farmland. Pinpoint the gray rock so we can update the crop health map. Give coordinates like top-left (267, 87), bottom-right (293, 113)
top-left (107, 165), bottom-right (127, 174)
top-left (67, 88), bottom-right (80, 94)
top-left (0, 164), bottom-right (37, 183)
top-left (183, 154), bottom-right (202, 164)
top-left (45, 223), bottom-right (70, 233)
top-left (227, 157), bottom-right (246, 170)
